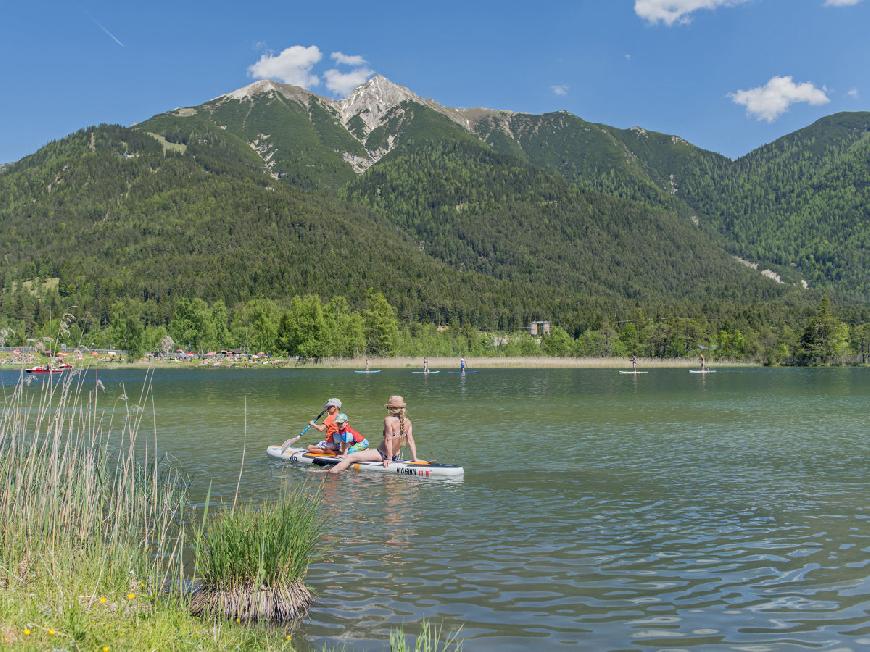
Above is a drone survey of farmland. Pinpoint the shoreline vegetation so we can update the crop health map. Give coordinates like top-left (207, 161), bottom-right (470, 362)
top-left (1, 293), bottom-right (866, 370)
top-left (0, 372), bottom-right (297, 650)
top-left (2, 354), bottom-right (761, 371)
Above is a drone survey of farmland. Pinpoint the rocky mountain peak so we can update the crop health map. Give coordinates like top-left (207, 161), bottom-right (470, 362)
top-left (219, 79), bottom-right (313, 106)
top-left (336, 75), bottom-right (422, 134)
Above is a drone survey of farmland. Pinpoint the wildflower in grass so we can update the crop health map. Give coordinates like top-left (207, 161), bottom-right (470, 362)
top-left (102, 646), bottom-right (110, 652)
top-left (48, 628), bottom-right (55, 636)
top-left (99, 596), bottom-right (108, 604)
top-left (127, 592), bottom-right (136, 601)
top-left (23, 628), bottom-right (31, 636)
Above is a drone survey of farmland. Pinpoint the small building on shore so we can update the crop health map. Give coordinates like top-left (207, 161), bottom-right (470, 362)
top-left (527, 320), bottom-right (551, 337)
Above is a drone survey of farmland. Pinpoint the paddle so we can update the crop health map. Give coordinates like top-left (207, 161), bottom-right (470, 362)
top-left (280, 408), bottom-right (327, 453)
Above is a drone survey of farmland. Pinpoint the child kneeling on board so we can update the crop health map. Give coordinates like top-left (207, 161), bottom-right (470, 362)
top-left (334, 413), bottom-right (369, 455)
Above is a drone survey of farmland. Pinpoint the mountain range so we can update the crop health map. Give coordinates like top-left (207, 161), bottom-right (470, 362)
top-left (0, 75), bottom-right (866, 332)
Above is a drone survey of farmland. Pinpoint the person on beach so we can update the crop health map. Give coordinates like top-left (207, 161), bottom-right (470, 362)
top-left (328, 395), bottom-right (418, 473)
top-left (333, 413), bottom-right (369, 454)
top-left (307, 397), bottom-right (342, 454)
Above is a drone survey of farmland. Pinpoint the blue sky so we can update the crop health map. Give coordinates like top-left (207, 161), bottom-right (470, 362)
top-left (1, 0), bottom-right (867, 162)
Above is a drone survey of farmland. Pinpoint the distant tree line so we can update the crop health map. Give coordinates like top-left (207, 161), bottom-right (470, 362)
top-left (0, 287), bottom-right (865, 367)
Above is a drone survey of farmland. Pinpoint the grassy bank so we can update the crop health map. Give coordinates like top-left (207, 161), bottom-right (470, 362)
top-left (0, 372), bottom-right (299, 650)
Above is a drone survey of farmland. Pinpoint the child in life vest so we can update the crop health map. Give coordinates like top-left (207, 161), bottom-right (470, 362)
top-left (334, 413), bottom-right (369, 454)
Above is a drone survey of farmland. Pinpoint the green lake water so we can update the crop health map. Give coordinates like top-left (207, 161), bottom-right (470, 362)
top-left (5, 367), bottom-right (869, 650)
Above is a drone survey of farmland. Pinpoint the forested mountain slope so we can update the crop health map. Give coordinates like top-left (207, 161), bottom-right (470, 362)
top-left (678, 113), bottom-right (869, 300)
top-left (0, 125), bottom-right (555, 328)
top-left (465, 108), bottom-right (868, 301)
top-left (1, 76), bottom-right (863, 339)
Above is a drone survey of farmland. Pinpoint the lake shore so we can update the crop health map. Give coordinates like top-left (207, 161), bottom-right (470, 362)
top-left (1, 355), bottom-right (758, 371)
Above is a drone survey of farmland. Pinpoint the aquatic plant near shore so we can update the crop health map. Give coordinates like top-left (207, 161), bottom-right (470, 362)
top-left (390, 621), bottom-right (463, 652)
top-left (192, 488), bottom-right (321, 622)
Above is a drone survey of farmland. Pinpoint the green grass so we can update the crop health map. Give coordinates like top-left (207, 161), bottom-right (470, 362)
top-left (0, 550), bottom-right (296, 650)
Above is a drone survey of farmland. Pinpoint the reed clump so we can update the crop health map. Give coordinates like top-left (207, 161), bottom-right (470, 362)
top-left (192, 488), bottom-right (321, 623)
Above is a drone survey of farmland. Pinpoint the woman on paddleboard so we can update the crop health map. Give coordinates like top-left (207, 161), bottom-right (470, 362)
top-left (328, 395), bottom-right (418, 473)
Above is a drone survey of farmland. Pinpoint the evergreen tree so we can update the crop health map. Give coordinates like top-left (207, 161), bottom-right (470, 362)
top-left (798, 297), bottom-right (850, 365)
top-left (363, 290), bottom-right (399, 356)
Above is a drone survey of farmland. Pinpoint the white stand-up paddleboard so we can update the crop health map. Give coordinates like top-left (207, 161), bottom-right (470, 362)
top-left (354, 369), bottom-right (381, 374)
top-left (266, 446), bottom-right (464, 478)
top-left (619, 370), bottom-right (649, 374)
top-left (689, 369), bottom-right (716, 374)
top-left (412, 370), bottom-right (440, 374)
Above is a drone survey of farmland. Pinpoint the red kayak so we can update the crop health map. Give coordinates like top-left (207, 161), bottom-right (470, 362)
top-left (25, 366), bottom-right (66, 374)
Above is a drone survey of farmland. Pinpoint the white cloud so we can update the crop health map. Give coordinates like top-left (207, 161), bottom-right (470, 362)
top-left (729, 75), bottom-right (830, 122)
top-left (635, 0), bottom-right (746, 26)
top-left (551, 84), bottom-right (569, 96)
top-left (847, 87), bottom-right (859, 98)
top-left (324, 66), bottom-right (374, 96)
top-left (823, 0), bottom-right (862, 6)
top-left (331, 51), bottom-right (367, 66)
top-left (248, 45), bottom-right (322, 88)
top-left (624, 53), bottom-right (632, 61)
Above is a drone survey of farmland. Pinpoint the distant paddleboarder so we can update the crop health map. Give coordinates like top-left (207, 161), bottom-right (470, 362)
top-left (631, 354), bottom-right (638, 370)
top-left (699, 353), bottom-right (706, 371)
top-left (423, 357), bottom-right (429, 373)
top-left (459, 356), bottom-right (466, 373)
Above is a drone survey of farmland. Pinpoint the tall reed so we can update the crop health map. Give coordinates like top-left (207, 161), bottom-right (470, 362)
top-left (0, 370), bottom-right (186, 597)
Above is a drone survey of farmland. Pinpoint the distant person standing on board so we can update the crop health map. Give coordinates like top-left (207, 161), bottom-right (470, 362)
top-left (423, 357), bottom-right (429, 373)
top-left (459, 356), bottom-right (466, 372)
top-left (699, 353), bottom-right (706, 371)
top-left (631, 354), bottom-right (638, 370)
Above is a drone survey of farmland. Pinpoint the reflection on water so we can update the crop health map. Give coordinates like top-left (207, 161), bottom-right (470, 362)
top-left (2, 367), bottom-right (868, 650)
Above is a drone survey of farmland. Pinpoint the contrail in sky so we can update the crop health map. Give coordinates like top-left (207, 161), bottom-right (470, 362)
top-left (90, 17), bottom-right (125, 47)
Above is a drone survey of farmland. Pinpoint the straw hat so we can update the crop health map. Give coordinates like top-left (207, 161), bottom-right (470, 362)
top-left (385, 395), bottom-right (406, 409)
